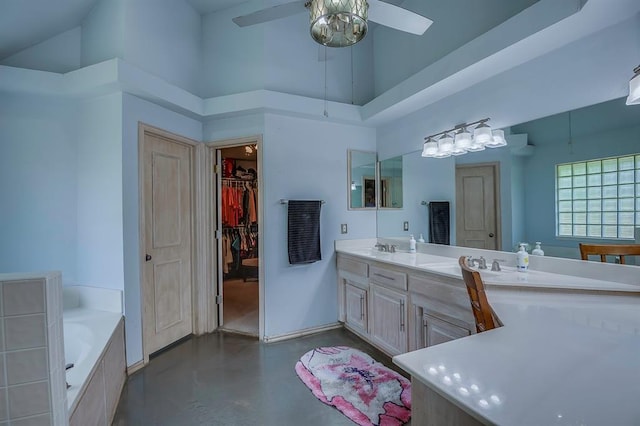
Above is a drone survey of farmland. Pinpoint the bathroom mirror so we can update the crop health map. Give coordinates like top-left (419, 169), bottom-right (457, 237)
top-left (376, 97), bottom-right (640, 259)
top-left (379, 156), bottom-right (403, 209)
top-left (348, 150), bottom-right (377, 209)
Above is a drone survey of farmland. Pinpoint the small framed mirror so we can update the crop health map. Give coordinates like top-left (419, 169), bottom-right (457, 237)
top-left (348, 150), bottom-right (377, 209)
top-left (379, 156), bottom-right (403, 209)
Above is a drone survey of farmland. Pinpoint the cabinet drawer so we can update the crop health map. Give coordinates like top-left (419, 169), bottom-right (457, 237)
top-left (338, 256), bottom-right (369, 278)
top-left (370, 266), bottom-right (407, 291)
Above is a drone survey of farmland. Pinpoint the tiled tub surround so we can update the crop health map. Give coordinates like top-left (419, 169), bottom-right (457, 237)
top-left (335, 239), bottom-right (640, 425)
top-left (62, 286), bottom-right (124, 426)
top-left (0, 272), bottom-right (66, 426)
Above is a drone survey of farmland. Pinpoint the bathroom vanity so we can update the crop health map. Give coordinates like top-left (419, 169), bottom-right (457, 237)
top-left (335, 239), bottom-right (640, 425)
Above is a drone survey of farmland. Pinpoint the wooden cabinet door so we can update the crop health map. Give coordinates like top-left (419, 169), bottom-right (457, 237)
top-left (345, 282), bottom-right (368, 334)
top-left (423, 313), bottom-right (471, 347)
top-left (370, 284), bottom-right (408, 355)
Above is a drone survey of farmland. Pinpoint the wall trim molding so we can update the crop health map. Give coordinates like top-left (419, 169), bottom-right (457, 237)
top-left (262, 323), bottom-right (343, 343)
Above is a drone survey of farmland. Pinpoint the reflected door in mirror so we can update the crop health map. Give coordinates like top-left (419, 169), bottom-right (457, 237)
top-left (455, 164), bottom-right (500, 250)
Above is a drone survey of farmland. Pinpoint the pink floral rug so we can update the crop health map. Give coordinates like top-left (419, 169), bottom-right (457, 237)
top-left (295, 346), bottom-right (411, 426)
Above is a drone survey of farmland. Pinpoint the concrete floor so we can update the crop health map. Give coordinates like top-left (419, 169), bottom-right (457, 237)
top-left (112, 328), bottom-right (409, 426)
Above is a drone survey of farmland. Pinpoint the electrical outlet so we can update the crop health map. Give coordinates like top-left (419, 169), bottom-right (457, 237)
top-left (341, 223), bottom-right (348, 234)
top-left (403, 221), bottom-right (409, 231)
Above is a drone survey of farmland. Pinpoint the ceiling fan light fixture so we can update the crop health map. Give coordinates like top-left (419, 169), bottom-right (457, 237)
top-left (308, 0), bottom-right (368, 47)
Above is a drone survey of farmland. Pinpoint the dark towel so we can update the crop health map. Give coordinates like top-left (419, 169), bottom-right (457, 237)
top-left (288, 200), bottom-right (322, 264)
top-left (429, 201), bottom-right (450, 245)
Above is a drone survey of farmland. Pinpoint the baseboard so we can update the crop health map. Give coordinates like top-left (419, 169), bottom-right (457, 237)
top-left (126, 360), bottom-right (145, 375)
top-left (262, 322), bottom-right (343, 343)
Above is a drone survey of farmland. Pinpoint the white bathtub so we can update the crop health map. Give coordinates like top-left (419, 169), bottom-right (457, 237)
top-left (64, 308), bottom-right (122, 413)
top-left (62, 286), bottom-right (124, 417)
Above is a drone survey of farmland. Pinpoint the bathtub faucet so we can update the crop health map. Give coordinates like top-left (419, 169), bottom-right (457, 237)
top-left (66, 363), bottom-right (74, 389)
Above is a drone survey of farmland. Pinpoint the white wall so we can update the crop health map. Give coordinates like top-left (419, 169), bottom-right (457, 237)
top-left (1, 27), bottom-right (82, 73)
top-left (122, 93), bottom-right (202, 366)
top-left (0, 92), bottom-right (78, 282)
top-left (377, 152), bottom-right (456, 242)
top-left (76, 93), bottom-right (124, 289)
top-left (260, 113), bottom-right (376, 337)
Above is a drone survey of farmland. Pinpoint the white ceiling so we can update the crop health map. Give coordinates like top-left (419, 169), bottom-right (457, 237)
top-left (0, 0), bottom-right (414, 60)
top-left (0, 0), bottom-right (251, 60)
top-left (0, 0), bottom-right (99, 59)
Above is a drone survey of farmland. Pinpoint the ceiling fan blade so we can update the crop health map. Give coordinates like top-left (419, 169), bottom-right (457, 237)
top-left (367, 0), bottom-right (433, 35)
top-left (232, 0), bottom-right (307, 27)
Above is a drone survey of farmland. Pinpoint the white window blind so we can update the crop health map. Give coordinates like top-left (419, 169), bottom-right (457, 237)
top-left (556, 154), bottom-right (640, 239)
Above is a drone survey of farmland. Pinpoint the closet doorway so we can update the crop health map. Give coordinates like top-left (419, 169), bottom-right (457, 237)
top-left (212, 140), bottom-right (261, 337)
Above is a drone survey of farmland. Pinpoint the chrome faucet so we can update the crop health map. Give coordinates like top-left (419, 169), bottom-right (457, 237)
top-left (375, 243), bottom-right (390, 252)
top-left (468, 256), bottom-right (487, 269)
top-left (491, 259), bottom-right (505, 271)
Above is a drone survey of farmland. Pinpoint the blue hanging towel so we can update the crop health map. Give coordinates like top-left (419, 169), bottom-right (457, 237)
top-left (287, 200), bottom-right (322, 264)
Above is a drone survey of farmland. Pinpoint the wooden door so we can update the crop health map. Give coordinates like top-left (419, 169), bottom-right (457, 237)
top-left (455, 164), bottom-right (500, 250)
top-left (142, 130), bottom-right (193, 358)
top-left (345, 282), bottom-right (368, 334)
top-left (370, 284), bottom-right (407, 355)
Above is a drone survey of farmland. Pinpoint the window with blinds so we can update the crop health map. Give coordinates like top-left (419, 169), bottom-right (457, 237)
top-left (556, 154), bottom-right (640, 239)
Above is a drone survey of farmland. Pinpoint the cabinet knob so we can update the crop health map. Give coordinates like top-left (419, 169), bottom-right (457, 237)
top-left (145, 254), bottom-right (152, 262)
top-left (488, 233), bottom-right (495, 238)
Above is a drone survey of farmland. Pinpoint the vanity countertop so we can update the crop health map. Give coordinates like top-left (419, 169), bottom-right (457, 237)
top-left (336, 243), bottom-right (640, 293)
top-left (335, 240), bottom-right (640, 425)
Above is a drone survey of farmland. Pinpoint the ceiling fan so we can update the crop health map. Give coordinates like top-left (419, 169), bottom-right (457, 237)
top-left (233, 0), bottom-right (433, 48)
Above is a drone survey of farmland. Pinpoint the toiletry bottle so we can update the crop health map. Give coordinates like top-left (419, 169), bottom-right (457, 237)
top-left (516, 243), bottom-right (529, 272)
top-left (532, 242), bottom-right (544, 256)
top-left (417, 233), bottom-right (425, 243)
top-left (409, 235), bottom-right (416, 253)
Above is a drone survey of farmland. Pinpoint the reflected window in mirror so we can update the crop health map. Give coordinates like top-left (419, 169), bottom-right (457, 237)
top-left (348, 150), bottom-right (377, 210)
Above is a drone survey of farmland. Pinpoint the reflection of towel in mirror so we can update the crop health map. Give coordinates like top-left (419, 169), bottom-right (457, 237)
top-left (429, 201), bottom-right (450, 245)
top-left (288, 200), bottom-right (322, 264)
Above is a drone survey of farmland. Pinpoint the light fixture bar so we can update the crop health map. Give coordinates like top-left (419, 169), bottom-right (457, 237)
top-left (423, 118), bottom-right (490, 141)
top-left (421, 117), bottom-right (508, 159)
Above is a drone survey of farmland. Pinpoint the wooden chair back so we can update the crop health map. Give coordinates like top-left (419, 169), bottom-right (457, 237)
top-left (458, 256), bottom-right (497, 333)
top-left (578, 243), bottom-right (640, 265)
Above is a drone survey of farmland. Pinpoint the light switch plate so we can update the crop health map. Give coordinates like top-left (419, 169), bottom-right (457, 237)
top-left (341, 224), bottom-right (348, 234)
top-left (403, 221), bottom-right (409, 231)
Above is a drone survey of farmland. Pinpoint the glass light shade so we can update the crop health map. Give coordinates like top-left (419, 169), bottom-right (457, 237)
top-left (473, 122), bottom-right (493, 145)
top-left (422, 138), bottom-right (438, 157)
top-left (438, 133), bottom-right (454, 153)
top-left (626, 68), bottom-right (640, 105)
top-left (454, 129), bottom-right (472, 150)
top-left (309, 0), bottom-right (368, 47)
top-left (432, 150), bottom-right (452, 158)
top-left (486, 129), bottom-right (507, 147)
top-left (466, 139), bottom-right (486, 152)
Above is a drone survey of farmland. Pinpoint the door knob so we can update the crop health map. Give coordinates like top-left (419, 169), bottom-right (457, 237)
top-left (488, 233), bottom-right (495, 238)
top-left (145, 254), bottom-right (152, 261)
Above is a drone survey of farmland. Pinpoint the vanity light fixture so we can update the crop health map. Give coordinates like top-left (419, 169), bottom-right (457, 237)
top-left (626, 65), bottom-right (640, 105)
top-left (421, 118), bottom-right (508, 158)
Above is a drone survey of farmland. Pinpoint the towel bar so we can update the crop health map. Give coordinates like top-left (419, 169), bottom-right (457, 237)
top-left (280, 199), bottom-right (326, 205)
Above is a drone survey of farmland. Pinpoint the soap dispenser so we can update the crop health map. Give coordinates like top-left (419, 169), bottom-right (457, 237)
top-left (417, 233), bottom-right (425, 243)
top-left (516, 243), bottom-right (529, 272)
top-left (409, 235), bottom-right (417, 253)
top-left (532, 242), bottom-right (545, 256)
